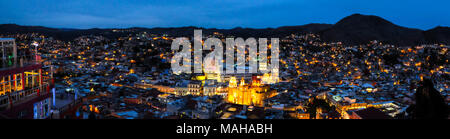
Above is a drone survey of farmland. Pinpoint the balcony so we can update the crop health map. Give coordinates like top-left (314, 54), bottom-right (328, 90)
top-left (0, 82), bottom-right (51, 110)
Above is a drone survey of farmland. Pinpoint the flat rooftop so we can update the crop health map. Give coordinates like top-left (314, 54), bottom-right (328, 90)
top-left (53, 93), bottom-right (79, 109)
top-left (0, 38), bottom-right (15, 41)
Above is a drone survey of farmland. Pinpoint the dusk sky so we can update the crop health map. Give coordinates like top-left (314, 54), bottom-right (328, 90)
top-left (0, 0), bottom-right (449, 30)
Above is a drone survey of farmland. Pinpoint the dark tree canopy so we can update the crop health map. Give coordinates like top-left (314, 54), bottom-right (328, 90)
top-left (409, 79), bottom-right (448, 119)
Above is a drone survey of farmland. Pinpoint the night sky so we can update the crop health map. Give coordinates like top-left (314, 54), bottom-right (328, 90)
top-left (0, 0), bottom-right (448, 30)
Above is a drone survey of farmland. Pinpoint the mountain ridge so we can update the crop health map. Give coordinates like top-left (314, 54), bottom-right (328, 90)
top-left (320, 14), bottom-right (427, 46)
top-left (1, 14), bottom-right (449, 46)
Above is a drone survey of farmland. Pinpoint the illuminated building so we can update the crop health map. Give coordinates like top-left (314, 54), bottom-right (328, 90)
top-left (215, 86), bottom-right (228, 96)
top-left (188, 81), bottom-right (202, 96)
top-left (0, 38), bottom-right (53, 119)
top-left (226, 77), bottom-right (277, 107)
top-left (251, 76), bottom-right (259, 86)
top-left (239, 77), bottom-right (246, 86)
top-left (174, 82), bottom-right (189, 96)
top-left (203, 57), bottom-right (223, 82)
top-left (174, 80), bottom-right (201, 96)
top-left (228, 77), bottom-right (237, 88)
top-left (135, 83), bottom-right (175, 94)
top-left (203, 80), bottom-right (217, 96)
top-left (293, 113), bottom-right (310, 119)
top-left (261, 73), bottom-right (279, 84)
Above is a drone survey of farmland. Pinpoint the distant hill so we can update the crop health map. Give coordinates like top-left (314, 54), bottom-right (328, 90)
top-left (0, 24), bottom-right (59, 33)
top-left (129, 24), bottom-right (333, 38)
top-left (424, 26), bottom-right (450, 45)
top-left (320, 14), bottom-right (426, 46)
top-left (0, 24), bottom-right (116, 41)
top-left (0, 14), bottom-right (449, 45)
top-left (276, 23), bottom-right (333, 33)
top-left (0, 23), bottom-right (332, 41)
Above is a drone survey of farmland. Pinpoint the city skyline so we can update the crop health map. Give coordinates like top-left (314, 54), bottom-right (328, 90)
top-left (0, 0), bottom-right (448, 122)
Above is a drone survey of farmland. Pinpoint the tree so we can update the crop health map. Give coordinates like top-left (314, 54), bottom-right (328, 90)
top-left (409, 79), bottom-right (448, 119)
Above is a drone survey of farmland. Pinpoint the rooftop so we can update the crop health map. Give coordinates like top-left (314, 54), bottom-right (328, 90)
top-left (354, 107), bottom-right (391, 119)
top-left (0, 38), bottom-right (15, 41)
